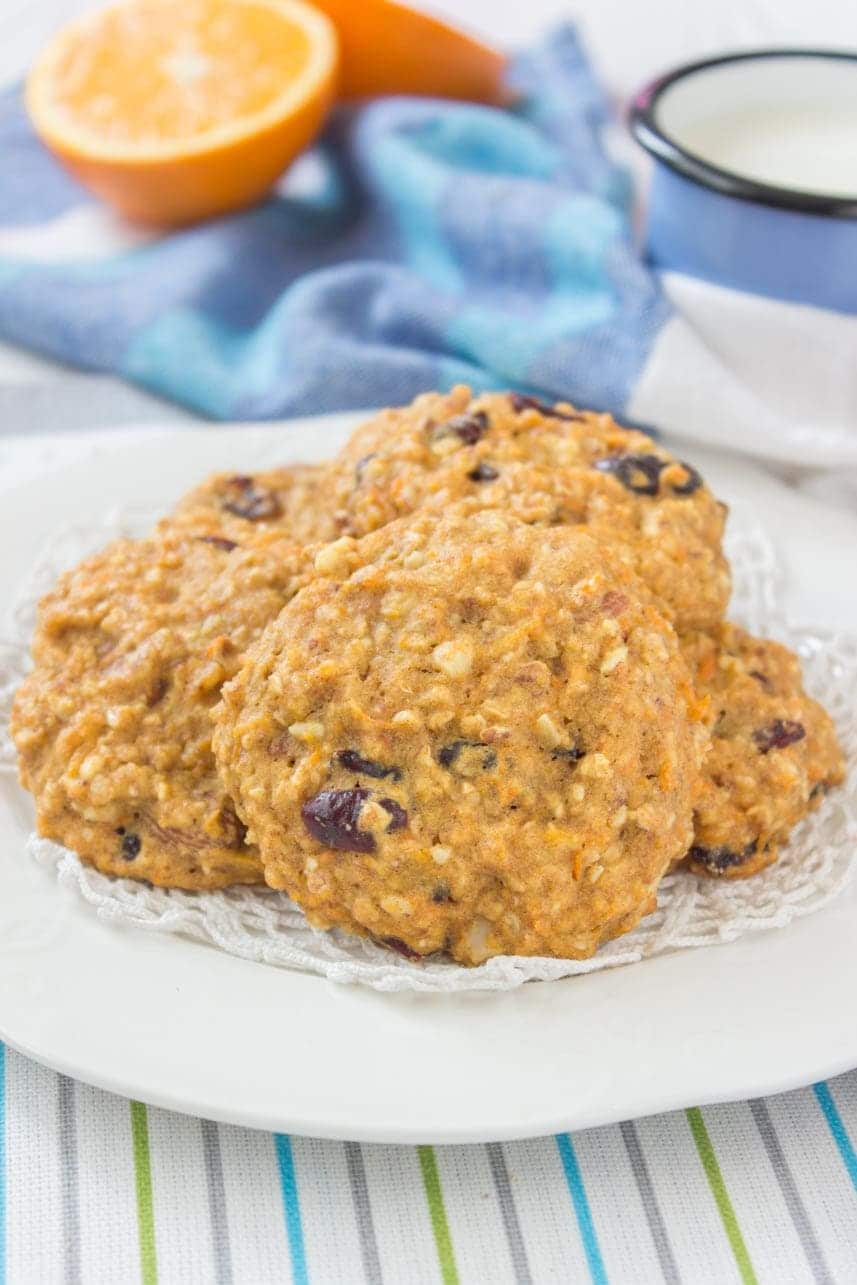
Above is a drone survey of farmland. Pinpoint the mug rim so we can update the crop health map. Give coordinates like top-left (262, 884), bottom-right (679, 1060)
top-left (629, 48), bottom-right (857, 219)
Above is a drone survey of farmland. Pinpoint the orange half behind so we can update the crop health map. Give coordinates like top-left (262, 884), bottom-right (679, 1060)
top-left (312, 0), bottom-right (507, 104)
top-left (26, 0), bottom-right (339, 226)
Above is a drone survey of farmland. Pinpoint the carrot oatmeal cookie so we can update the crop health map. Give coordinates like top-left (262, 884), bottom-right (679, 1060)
top-left (11, 525), bottom-right (311, 889)
top-left (214, 508), bottom-right (707, 964)
top-left (682, 622), bottom-right (844, 878)
top-left (326, 387), bottom-right (731, 632)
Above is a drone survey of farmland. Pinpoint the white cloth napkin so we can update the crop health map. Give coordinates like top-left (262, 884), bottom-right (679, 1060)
top-left (630, 271), bottom-right (857, 507)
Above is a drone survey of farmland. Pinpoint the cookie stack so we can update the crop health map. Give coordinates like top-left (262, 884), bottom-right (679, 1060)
top-left (11, 389), bottom-right (845, 965)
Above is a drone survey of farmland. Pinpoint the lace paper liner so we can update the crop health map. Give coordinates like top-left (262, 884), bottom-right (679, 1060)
top-left (2, 510), bottom-right (856, 993)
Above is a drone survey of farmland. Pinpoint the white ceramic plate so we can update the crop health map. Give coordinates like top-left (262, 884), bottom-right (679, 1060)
top-left (1, 413), bottom-right (856, 1144)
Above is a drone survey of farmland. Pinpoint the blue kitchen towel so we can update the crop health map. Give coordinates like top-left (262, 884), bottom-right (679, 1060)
top-left (0, 25), bottom-right (669, 420)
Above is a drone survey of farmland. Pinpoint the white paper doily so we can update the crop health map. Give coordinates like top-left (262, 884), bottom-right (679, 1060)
top-left (2, 510), bottom-right (856, 993)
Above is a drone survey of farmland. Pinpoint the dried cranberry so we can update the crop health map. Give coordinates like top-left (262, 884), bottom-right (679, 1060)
top-left (379, 798), bottom-right (408, 832)
top-left (468, 461), bottom-right (499, 482)
top-left (334, 749), bottom-right (402, 781)
top-left (302, 787), bottom-right (374, 852)
top-left (551, 745), bottom-right (584, 764)
top-left (438, 741), bottom-right (497, 771)
top-left (120, 832), bottom-right (141, 860)
top-left (219, 804), bottom-right (247, 849)
top-left (436, 411), bottom-right (488, 445)
top-left (601, 590), bottom-right (629, 616)
top-left (146, 676), bottom-right (169, 707)
top-left (382, 936), bottom-right (422, 959)
top-left (671, 462), bottom-right (703, 496)
top-left (753, 720), bottom-right (806, 753)
top-left (509, 393), bottom-right (582, 421)
top-left (194, 535), bottom-right (238, 551)
top-left (688, 840), bottom-right (757, 873)
top-left (593, 453), bottom-right (665, 496)
top-left (220, 475), bottom-right (282, 521)
top-left (301, 788), bottom-right (406, 851)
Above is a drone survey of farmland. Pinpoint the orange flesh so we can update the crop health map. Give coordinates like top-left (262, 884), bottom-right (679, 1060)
top-left (44, 0), bottom-right (317, 145)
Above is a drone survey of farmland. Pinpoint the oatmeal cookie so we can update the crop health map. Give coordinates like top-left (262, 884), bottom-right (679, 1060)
top-left (214, 509), bottom-right (706, 964)
top-left (170, 463), bottom-right (338, 546)
top-left (682, 622), bottom-right (844, 878)
top-left (11, 525), bottom-right (310, 889)
top-left (326, 387), bottom-right (731, 631)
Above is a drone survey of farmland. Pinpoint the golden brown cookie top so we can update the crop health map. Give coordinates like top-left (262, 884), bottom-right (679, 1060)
top-left (681, 622), bottom-right (845, 877)
top-left (326, 387), bottom-right (731, 631)
top-left (12, 524), bottom-right (311, 889)
top-left (169, 462), bottom-right (338, 546)
top-left (215, 507), bottom-right (707, 963)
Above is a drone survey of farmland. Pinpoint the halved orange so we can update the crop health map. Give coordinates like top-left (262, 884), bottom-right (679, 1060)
top-left (26, 0), bottom-right (339, 226)
top-left (313, 0), bottom-right (507, 104)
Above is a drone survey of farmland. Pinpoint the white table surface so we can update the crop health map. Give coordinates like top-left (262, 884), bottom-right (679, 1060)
top-left (7, 0), bottom-right (857, 97)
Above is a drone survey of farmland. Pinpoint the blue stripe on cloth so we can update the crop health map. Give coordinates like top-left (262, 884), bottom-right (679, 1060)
top-left (0, 90), bottom-right (86, 225)
top-left (544, 195), bottom-right (623, 292)
top-left (813, 1082), bottom-right (857, 1192)
top-left (446, 291), bottom-right (615, 387)
top-left (361, 128), bottom-right (463, 291)
top-left (274, 1135), bottom-right (308, 1285)
top-left (0, 1044), bottom-right (5, 1285)
top-left (123, 309), bottom-right (243, 418)
top-left (391, 105), bottom-right (560, 181)
top-left (511, 30), bottom-right (631, 212)
top-left (555, 1134), bottom-right (608, 1285)
top-left (435, 355), bottom-right (500, 395)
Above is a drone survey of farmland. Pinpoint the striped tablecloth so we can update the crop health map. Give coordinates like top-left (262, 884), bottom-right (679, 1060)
top-left (2, 1041), bottom-right (856, 1283)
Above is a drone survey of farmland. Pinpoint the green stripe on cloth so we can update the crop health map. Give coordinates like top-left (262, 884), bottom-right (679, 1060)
top-left (417, 1146), bottom-right (459, 1285)
top-left (686, 1108), bottom-right (757, 1285)
top-left (130, 1102), bottom-right (158, 1285)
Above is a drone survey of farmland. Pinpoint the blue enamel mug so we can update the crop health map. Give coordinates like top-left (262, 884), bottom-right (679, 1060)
top-left (630, 50), bottom-right (857, 314)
